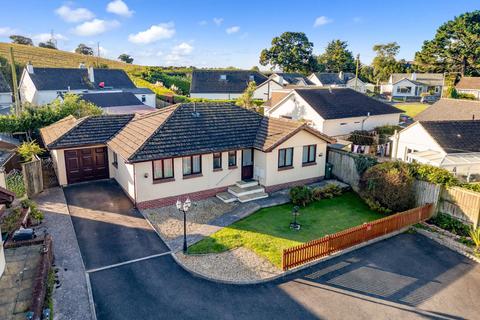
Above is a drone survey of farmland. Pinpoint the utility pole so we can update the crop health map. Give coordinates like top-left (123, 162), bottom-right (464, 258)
top-left (354, 54), bottom-right (360, 92)
top-left (97, 42), bottom-right (100, 66)
top-left (8, 47), bottom-right (21, 116)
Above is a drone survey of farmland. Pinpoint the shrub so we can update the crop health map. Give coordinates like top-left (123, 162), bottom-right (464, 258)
top-left (408, 162), bottom-right (458, 186)
top-left (364, 198), bottom-right (392, 214)
top-left (6, 170), bottom-right (25, 197)
top-left (470, 227), bottom-right (480, 256)
top-left (461, 183), bottom-right (480, 193)
top-left (289, 186), bottom-right (313, 207)
top-left (457, 92), bottom-right (476, 100)
top-left (17, 140), bottom-right (44, 162)
top-left (354, 155), bottom-right (377, 175)
top-left (0, 207), bottom-right (22, 234)
top-left (360, 161), bottom-right (415, 213)
top-left (348, 130), bottom-right (375, 146)
top-left (428, 213), bottom-right (470, 237)
top-left (312, 184), bottom-right (343, 200)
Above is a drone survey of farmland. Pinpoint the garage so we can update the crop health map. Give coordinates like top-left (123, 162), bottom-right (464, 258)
top-left (65, 147), bottom-right (109, 184)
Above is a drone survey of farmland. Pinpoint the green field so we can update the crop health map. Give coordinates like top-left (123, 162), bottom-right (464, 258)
top-left (188, 192), bottom-right (383, 268)
top-left (395, 103), bottom-right (429, 117)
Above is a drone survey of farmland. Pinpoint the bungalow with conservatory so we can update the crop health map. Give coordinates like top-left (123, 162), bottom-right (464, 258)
top-left (40, 103), bottom-right (334, 208)
top-left (380, 73), bottom-right (444, 99)
top-left (266, 88), bottom-right (402, 137)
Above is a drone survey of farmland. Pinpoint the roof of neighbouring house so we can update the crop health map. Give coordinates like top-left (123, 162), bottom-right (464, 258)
top-left (80, 92), bottom-right (143, 108)
top-left (108, 103), bottom-right (334, 162)
top-left (284, 88), bottom-right (402, 119)
top-left (456, 77), bottom-right (480, 90)
top-left (274, 73), bottom-right (314, 86)
top-left (419, 120), bottom-right (480, 153)
top-left (25, 67), bottom-right (136, 91)
top-left (311, 72), bottom-right (355, 85)
top-left (190, 70), bottom-right (268, 94)
top-left (390, 73), bottom-right (444, 86)
top-left (415, 99), bottom-right (480, 121)
top-left (0, 71), bottom-right (11, 93)
top-left (40, 114), bottom-right (134, 149)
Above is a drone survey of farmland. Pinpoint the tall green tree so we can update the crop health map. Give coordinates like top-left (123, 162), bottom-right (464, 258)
top-left (75, 43), bottom-right (94, 55)
top-left (317, 40), bottom-right (356, 73)
top-left (259, 32), bottom-right (317, 74)
top-left (236, 81), bottom-right (256, 110)
top-left (371, 42), bottom-right (405, 82)
top-left (414, 11), bottom-right (480, 76)
top-left (38, 40), bottom-right (57, 50)
top-left (118, 54), bottom-right (134, 64)
top-left (9, 35), bottom-right (33, 46)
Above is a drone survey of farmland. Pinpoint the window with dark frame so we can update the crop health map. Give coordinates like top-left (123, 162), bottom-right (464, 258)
top-left (278, 147), bottom-right (293, 168)
top-left (228, 151), bottom-right (237, 167)
top-left (183, 155), bottom-right (202, 176)
top-left (302, 145), bottom-right (316, 164)
top-left (112, 151), bottom-right (118, 168)
top-left (213, 152), bottom-right (222, 170)
top-left (153, 158), bottom-right (174, 180)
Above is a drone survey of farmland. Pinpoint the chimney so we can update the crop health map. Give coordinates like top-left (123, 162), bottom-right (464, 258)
top-left (26, 62), bottom-right (34, 74)
top-left (338, 71), bottom-right (344, 80)
top-left (79, 62), bottom-right (86, 69)
top-left (87, 67), bottom-right (95, 83)
top-left (411, 72), bottom-right (417, 81)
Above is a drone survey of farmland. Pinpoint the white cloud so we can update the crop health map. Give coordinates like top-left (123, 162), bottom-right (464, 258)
top-left (165, 42), bottom-right (194, 63)
top-left (55, 5), bottom-right (95, 23)
top-left (73, 19), bottom-right (120, 36)
top-left (226, 26), bottom-right (240, 34)
top-left (106, 0), bottom-right (134, 17)
top-left (213, 18), bottom-right (224, 26)
top-left (33, 33), bottom-right (68, 42)
top-left (0, 27), bottom-right (16, 36)
top-left (313, 16), bottom-right (333, 27)
top-left (128, 23), bottom-right (175, 44)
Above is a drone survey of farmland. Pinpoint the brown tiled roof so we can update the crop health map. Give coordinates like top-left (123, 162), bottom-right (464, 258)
top-left (456, 77), bottom-right (480, 90)
top-left (414, 99), bottom-right (480, 121)
top-left (107, 105), bottom-right (179, 160)
top-left (39, 115), bottom-right (82, 147)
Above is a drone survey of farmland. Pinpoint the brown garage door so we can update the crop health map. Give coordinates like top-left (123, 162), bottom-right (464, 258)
top-left (64, 147), bottom-right (109, 184)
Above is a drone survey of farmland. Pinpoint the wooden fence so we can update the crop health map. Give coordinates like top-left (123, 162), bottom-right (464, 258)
top-left (439, 187), bottom-right (480, 228)
top-left (282, 204), bottom-right (433, 271)
top-left (327, 148), bottom-right (360, 192)
top-left (21, 158), bottom-right (44, 198)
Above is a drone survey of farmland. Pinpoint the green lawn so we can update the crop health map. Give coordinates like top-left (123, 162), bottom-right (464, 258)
top-left (188, 192), bottom-right (383, 268)
top-left (395, 103), bottom-right (429, 117)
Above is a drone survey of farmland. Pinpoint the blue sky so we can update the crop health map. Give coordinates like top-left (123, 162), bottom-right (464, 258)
top-left (0, 1), bottom-right (478, 68)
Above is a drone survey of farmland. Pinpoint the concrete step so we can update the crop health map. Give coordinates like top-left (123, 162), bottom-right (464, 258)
top-left (216, 192), bottom-right (237, 203)
top-left (235, 180), bottom-right (259, 189)
top-left (228, 185), bottom-right (265, 197)
top-left (238, 192), bottom-right (269, 203)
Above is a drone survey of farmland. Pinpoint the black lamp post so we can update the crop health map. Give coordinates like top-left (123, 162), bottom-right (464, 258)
top-left (290, 205), bottom-right (301, 230)
top-left (176, 197), bottom-right (192, 252)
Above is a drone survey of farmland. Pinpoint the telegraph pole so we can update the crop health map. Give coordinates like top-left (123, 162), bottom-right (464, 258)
top-left (354, 54), bottom-right (360, 92)
top-left (8, 47), bottom-right (21, 116)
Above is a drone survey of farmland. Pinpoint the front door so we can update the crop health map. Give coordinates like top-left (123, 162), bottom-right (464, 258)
top-left (241, 149), bottom-right (254, 180)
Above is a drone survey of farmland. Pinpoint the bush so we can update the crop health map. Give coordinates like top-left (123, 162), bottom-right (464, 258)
top-left (470, 227), bottom-right (480, 256)
top-left (360, 161), bottom-right (415, 213)
top-left (0, 207), bottom-right (22, 234)
top-left (461, 183), bottom-right (480, 193)
top-left (348, 130), bottom-right (374, 146)
top-left (408, 162), bottom-right (458, 186)
top-left (457, 92), bottom-right (476, 100)
top-left (312, 184), bottom-right (343, 200)
top-left (289, 186), bottom-right (313, 207)
top-left (363, 198), bottom-right (392, 214)
top-left (6, 170), bottom-right (25, 197)
top-left (17, 140), bottom-right (44, 162)
top-left (354, 155), bottom-right (377, 175)
top-left (428, 213), bottom-right (470, 237)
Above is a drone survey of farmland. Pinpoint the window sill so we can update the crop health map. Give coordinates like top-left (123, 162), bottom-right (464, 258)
top-left (153, 177), bottom-right (175, 184)
top-left (228, 166), bottom-right (238, 170)
top-left (278, 166), bottom-right (294, 171)
top-left (213, 168), bottom-right (223, 172)
top-left (112, 162), bottom-right (118, 169)
top-left (302, 162), bottom-right (317, 167)
top-left (183, 173), bottom-right (203, 180)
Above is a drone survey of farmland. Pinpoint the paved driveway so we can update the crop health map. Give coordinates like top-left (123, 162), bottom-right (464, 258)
top-left (64, 179), bottom-right (169, 270)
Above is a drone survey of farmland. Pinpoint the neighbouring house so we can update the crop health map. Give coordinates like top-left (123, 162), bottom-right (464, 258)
top-left (391, 120), bottom-right (480, 181)
top-left (79, 92), bottom-right (155, 115)
top-left (269, 73), bottom-right (314, 87)
top-left (252, 78), bottom-right (284, 101)
top-left (40, 103), bottom-right (334, 208)
top-left (380, 73), bottom-right (444, 99)
top-left (415, 99), bottom-right (480, 122)
top-left (0, 72), bottom-right (13, 114)
top-left (18, 63), bottom-right (156, 107)
top-left (0, 134), bottom-right (20, 174)
top-left (189, 70), bottom-right (268, 100)
top-left (455, 77), bottom-right (480, 100)
top-left (308, 72), bottom-right (369, 93)
top-left (265, 88), bottom-right (402, 137)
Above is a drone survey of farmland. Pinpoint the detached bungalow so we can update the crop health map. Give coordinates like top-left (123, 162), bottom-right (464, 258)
top-left (0, 72), bottom-right (12, 114)
top-left (190, 70), bottom-right (268, 100)
top-left (266, 88), bottom-right (402, 137)
top-left (308, 72), bottom-right (369, 93)
top-left (19, 63), bottom-right (156, 107)
top-left (392, 120), bottom-right (480, 181)
top-left (415, 99), bottom-right (480, 122)
top-left (380, 73), bottom-right (444, 99)
top-left (269, 73), bottom-right (314, 87)
top-left (455, 77), bottom-right (480, 100)
top-left (40, 103), bottom-right (334, 208)
top-left (79, 92), bottom-right (155, 115)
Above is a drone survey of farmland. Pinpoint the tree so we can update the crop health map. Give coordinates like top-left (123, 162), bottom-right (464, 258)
top-left (414, 11), bottom-right (480, 76)
top-left (259, 32), bottom-right (317, 74)
top-left (250, 66), bottom-right (260, 71)
top-left (236, 81), bottom-right (256, 110)
top-left (75, 44), bottom-right (94, 55)
top-left (118, 54), bottom-right (134, 64)
top-left (9, 35), bottom-right (33, 46)
top-left (371, 42), bottom-right (405, 82)
top-left (359, 65), bottom-right (375, 84)
top-left (38, 40), bottom-right (57, 50)
top-left (317, 40), bottom-right (356, 73)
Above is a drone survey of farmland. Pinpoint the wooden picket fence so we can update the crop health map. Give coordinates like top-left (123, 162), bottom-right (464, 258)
top-left (282, 204), bottom-right (434, 271)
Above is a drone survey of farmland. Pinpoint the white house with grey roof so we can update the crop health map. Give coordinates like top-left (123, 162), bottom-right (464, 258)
top-left (18, 63), bottom-right (156, 108)
top-left (308, 72), bottom-right (369, 93)
top-left (380, 73), bottom-right (444, 99)
top-left (0, 72), bottom-right (12, 114)
top-left (266, 88), bottom-right (402, 137)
